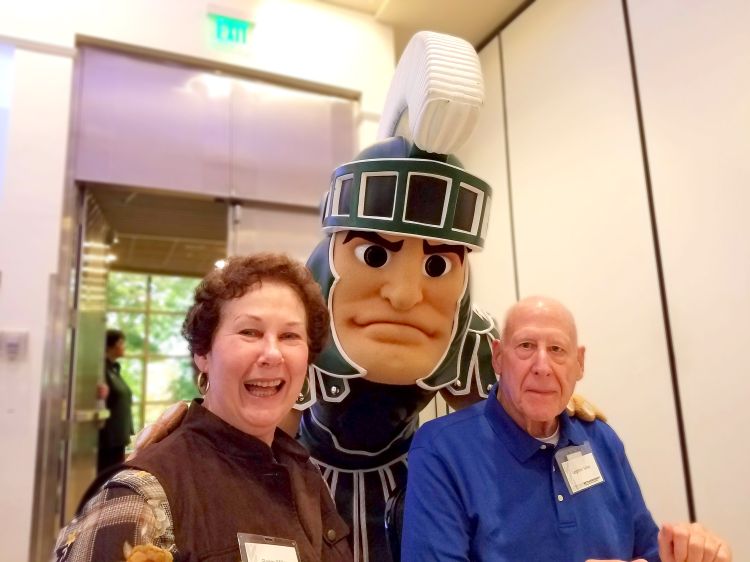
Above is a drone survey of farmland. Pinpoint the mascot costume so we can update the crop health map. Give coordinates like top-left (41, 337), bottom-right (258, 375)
top-left (295, 31), bottom-right (496, 562)
top-left (136, 30), bottom-right (601, 562)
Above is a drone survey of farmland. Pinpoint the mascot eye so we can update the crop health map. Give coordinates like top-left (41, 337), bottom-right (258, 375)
top-left (423, 255), bottom-right (452, 277)
top-left (354, 244), bottom-right (391, 268)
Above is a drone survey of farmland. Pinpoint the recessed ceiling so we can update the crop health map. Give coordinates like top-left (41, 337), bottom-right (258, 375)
top-left (318, 0), bottom-right (528, 55)
top-left (86, 183), bottom-right (228, 278)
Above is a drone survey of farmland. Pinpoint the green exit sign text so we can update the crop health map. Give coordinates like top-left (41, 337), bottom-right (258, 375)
top-left (209, 13), bottom-right (254, 46)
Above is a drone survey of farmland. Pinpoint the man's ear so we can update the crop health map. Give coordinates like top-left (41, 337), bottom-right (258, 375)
top-left (491, 338), bottom-right (503, 375)
top-left (576, 345), bottom-right (586, 381)
top-left (194, 353), bottom-right (209, 373)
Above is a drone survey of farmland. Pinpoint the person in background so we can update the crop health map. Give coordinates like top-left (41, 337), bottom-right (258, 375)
top-left (401, 296), bottom-right (731, 562)
top-left (54, 254), bottom-right (352, 562)
top-left (97, 328), bottom-right (134, 473)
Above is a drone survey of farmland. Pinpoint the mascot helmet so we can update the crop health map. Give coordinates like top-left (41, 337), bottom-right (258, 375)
top-left (297, 32), bottom-right (497, 407)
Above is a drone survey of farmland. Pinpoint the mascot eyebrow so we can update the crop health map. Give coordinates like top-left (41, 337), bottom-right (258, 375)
top-left (342, 230), bottom-right (466, 263)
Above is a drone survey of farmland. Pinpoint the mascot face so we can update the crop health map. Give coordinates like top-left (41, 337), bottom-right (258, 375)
top-left (331, 230), bottom-right (467, 384)
top-left (305, 138), bottom-right (492, 393)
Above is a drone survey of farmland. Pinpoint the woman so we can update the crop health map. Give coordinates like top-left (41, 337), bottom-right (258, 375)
top-left (54, 254), bottom-right (352, 562)
top-left (97, 328), bottom-right (134, 473)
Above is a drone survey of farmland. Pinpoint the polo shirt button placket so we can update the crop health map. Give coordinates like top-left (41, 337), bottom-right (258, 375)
top-left (552, 460), bottom-right (576, 529)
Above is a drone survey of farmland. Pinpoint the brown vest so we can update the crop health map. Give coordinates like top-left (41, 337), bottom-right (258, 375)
top-left (129, 402), bottom-right (351, 562)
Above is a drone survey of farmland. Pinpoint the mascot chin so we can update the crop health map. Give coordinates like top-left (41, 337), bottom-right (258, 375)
top-left (294, 31), bottom-right (498, 562)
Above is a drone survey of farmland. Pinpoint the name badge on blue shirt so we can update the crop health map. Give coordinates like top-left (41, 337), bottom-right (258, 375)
top-left (554, 441), bottom-right (605, 494)
top-left (238, 533), bottom-right (300, 562)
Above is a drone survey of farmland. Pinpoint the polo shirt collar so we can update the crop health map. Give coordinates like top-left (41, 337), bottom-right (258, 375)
top-left (483, 382), bottom-right (588, 463)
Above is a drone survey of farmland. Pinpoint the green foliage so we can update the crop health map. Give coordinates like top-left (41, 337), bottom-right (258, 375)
top-left (151, 275), bottom-right (199, 311)
top-left (106, 312), bottom-right (148, 354)
top-left (168, 358), bottom-right (200, 402)
top-left (107, 272), bottom-right (147, 309)
top-left (148, 313), bottom-right (189, 356)
top-left (119, 358), bottom-right (144, 403)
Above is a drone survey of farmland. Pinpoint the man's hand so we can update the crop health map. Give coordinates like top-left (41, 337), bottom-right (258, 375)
top-left (658, 522), bottom-right (731, 562)
top-left (127, 401), bottom-right (189, 460)
top-left (585, 522), bottom-right (731, 562)
top-left (566, 393), bottom-right (606, 422)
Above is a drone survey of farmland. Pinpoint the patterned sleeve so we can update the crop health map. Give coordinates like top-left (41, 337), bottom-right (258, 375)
top-left (52, 469), bottom-right (176, 562)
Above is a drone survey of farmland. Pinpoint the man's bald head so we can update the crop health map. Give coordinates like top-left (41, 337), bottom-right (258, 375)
top-left (502, 296), bottom-right (579, 349)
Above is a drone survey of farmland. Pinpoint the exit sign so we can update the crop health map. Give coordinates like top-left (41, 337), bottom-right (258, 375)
top-left (209, 13), bottom-right (254, 46)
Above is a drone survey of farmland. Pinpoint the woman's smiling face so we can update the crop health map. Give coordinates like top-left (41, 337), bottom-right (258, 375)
top-left (194, 281), bottom-right (309, 445)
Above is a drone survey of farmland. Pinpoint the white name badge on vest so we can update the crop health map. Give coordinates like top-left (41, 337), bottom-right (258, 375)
top-left (554, 442), bottom-right (605, 494)
top-left (238, 533), bottom-right (300, 562)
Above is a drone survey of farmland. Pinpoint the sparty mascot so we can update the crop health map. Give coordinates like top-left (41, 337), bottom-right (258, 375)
top-left (294, 31), bottom-right (497, 562)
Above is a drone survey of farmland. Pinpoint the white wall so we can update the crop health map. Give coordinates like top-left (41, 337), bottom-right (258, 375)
top-left (0, 48), bottom-right (73, 562)
top-left (0, 0), bottom-right (393, 146)
top-left (0, 2), bottom-right (393, 560)
top-left (499, 0), bottom-right (688, 525)
top-left (470, 0), bottom-right (749, 559)
top-left (628, 0), bottom-right (750, 555)
top-left (457, 36), bottom-right (517, 317)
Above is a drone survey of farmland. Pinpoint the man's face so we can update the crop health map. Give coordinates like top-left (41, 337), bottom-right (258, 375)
top-left (491, 299), bottom-right (585, 436)
top-left (331, 230), bottom-right (467, 384)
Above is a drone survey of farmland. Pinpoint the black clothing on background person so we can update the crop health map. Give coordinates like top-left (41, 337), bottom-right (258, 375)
top-left (97, 357), bottom-right (133, 473)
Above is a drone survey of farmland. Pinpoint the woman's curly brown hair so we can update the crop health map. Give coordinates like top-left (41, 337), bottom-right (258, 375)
top-left (182, 253), bottom-right (329, 363)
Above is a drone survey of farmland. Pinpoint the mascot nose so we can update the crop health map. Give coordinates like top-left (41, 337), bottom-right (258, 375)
top-left (380, 269), bottom-right (424, 310)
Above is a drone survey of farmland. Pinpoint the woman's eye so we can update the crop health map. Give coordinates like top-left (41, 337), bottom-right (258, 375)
top-left (240, 329), bottom-right (261, 337)
top-left (281, 332), bottom-right (303, 341)
top-left (423, 255), bottom-right (452, 278)
top-left (354, 244), bottom-right (391, 268)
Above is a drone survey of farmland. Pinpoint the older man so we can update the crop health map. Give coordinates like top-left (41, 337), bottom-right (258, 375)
top-left (401, 296), bottom-right (731, 562)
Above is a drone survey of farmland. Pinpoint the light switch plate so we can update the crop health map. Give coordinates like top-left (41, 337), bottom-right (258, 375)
top-left (0, 331), bottom-right (28, 361)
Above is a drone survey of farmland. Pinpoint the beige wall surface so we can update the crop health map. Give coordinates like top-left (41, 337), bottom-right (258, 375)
top-left (457, 35), bottom-right (517, 320)
top-left (628, 0), bottom-right (750, 556)
top-left (498, 0), bottom-right (688, 524)
top-left (0, 49), bottom-right (74, 562)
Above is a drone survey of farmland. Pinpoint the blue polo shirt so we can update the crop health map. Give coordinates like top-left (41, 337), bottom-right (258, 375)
top-left (402, 383), bottom-right (659, 561)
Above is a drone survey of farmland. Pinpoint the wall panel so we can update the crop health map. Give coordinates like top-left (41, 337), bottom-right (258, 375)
top-left (0, 49), bottom-right (73, 562)
top-left (628, 0), bottom-right (750, 557)
top-left (75, 48), bottom-right (233, 197)
top-left (501, 0), bottom-right (687, 523)
top-left (457, 36), bottom-right (517, 320)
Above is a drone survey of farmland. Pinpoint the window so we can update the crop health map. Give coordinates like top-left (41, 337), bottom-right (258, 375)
top-left (107, 271), bottom-right (200, 434)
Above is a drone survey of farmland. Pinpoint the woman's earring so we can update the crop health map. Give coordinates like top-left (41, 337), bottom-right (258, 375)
top-left (197, 371), bottom-right (210, 395)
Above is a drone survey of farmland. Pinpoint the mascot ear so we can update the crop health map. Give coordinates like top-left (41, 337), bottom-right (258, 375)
top-left (376, 31), bottom-right (484, 155)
